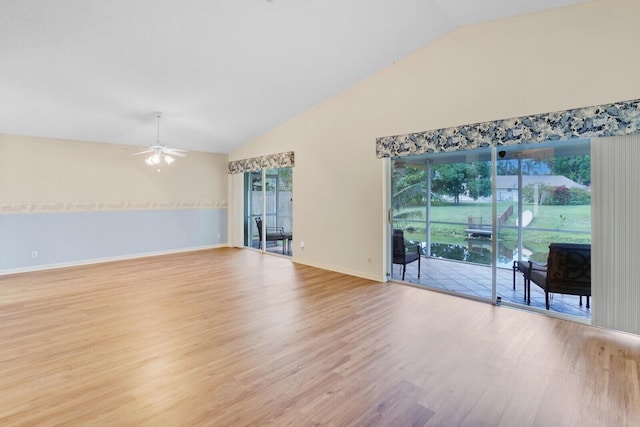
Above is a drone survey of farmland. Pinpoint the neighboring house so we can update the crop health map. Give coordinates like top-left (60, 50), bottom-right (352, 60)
top-left (495, 175), bottom-right (586, 202)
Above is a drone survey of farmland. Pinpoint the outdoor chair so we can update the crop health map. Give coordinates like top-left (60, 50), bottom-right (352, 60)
top-left (513, 260), bottom-right (547, 304)
top-left (255, 217), bottom-right (292, 255)
top-left (392, 229), bottom-right (421, 281)
top-left (527, 243), bottom-right (591, 310)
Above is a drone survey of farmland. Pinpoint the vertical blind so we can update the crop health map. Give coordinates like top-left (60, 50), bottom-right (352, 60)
top-left (592, 134), bottom-right (640, 335)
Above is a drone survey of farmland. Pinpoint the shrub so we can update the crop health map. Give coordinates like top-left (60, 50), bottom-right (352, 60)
top-left (569, 188), bottom-right (591, 205)
top-left (552, 185), bottom-right (571, 205)
top-left (523, 184), bottom-right (555, 205)
top-left (523, 184), bottom-right (590, 205)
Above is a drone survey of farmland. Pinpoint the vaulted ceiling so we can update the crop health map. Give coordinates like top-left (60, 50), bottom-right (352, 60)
top-left (0, 0), bottom-right (588, 153)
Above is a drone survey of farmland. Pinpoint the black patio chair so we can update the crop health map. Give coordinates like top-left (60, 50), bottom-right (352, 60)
top-left (255, 217), bottom-right (292, 255)
top-left (513, 259), bottom-right (546, 303)
top-left (392, 229), bottom-right (421, 281)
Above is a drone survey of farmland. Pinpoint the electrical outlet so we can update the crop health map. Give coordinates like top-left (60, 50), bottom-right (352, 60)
top-left (31, 250), bottom-right (38, 259)
top-left (367, 257), bottom-right (372, 263)
top-left (300, 241), bottom-right (304, 249)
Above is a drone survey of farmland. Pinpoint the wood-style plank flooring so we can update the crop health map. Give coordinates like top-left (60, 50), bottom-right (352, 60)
top-left (1, 247), bottom-right (639, 426)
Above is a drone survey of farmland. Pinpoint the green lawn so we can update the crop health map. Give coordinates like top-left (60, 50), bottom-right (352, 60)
top-left (394, 202), bottom-right (591, 263)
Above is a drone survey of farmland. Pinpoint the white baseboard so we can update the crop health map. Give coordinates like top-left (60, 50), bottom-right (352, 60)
top-left (0, 244), bottom-right (229, 276)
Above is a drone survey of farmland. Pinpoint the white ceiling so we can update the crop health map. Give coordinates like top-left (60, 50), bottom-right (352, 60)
top-left (0, 0), bottom-right (588, 154)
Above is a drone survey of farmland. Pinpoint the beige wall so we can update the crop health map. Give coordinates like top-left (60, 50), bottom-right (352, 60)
top-left (1, 133), bottom-right (229, 272)
top-left (229, 0), bottom-right (640, 281)
top-left (0, 134), bottom-right (228, 211)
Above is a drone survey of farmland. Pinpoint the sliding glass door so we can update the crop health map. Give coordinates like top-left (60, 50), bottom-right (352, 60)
top-left (390, 139), bottom-right (592, 319)
top-left (244, 167), bottom-right (293, 256)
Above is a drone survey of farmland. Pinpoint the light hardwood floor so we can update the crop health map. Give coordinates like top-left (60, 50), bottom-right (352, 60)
top-left (1, 247), bottom-right (639, 426)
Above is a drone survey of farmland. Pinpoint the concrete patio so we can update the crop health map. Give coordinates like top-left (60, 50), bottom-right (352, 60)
top-left (395, 256), bottom-right (592, 319)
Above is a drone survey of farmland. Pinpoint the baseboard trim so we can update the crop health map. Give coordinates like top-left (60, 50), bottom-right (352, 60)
top-left (0, 244), bottom-right (229, 276)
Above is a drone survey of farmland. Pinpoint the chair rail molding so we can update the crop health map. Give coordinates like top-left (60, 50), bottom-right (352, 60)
top-left (376, 98), bottom-right (640, 158)
top-left (0, 200), bottom-right (228, 214)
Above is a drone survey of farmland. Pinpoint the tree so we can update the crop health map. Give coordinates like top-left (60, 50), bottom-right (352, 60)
top-left (466, 162), bottom-right (492, 200)
top-left (431, 162), bottom-right (491, 204)
top-left (392, 166), bottom-right (426, 209)
top-left (497, 159), bottom-right (518, 175)
top-left (431, 164), bottom-right (467, 204)
top-left (277, 167), bottom-right (292, 191)
top-left (551, 155), bottom-right (590, 185)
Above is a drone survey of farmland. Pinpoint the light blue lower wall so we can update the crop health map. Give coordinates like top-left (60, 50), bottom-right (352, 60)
top-left (0, 208), bottom-right (228, 272)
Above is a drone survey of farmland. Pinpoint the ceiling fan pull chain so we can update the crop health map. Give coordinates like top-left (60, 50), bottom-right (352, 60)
top-left (156, 112), bottom-right (162, 145)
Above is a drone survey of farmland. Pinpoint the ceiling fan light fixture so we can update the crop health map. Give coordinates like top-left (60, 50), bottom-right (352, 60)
top-left (137, 112), bottom-right (186, 167)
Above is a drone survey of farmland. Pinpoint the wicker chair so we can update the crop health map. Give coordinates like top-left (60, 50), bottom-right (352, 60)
top-left (528, 243), bottom-right (591, 310)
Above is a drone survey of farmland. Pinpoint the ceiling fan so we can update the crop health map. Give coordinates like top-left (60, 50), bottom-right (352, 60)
top-left (133, 112), bottom-right (187, 166)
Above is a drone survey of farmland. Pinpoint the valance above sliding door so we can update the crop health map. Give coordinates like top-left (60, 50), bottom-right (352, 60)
top-left (376, 98), bottom-right (640, 158)
top-left (228, 151), bottom-right (295, 174)
top-left (231, 151), bottom-right (295, 257)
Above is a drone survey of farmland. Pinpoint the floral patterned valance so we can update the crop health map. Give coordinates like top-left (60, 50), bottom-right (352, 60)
top-left (376, 98), bottom-right (640, 158)
top-left (228, 151), bottom-right (295, 174)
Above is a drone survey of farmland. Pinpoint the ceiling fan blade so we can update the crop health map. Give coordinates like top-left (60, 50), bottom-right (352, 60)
top-left (138, 114), bottom-right (188, 161)
top-left (132, 149), bottom-right (153, 156)
top-left (163, 149), bottom-right (187, 157)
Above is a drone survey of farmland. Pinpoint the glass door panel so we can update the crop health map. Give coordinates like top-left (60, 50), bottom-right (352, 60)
top-left (391, 148), bottom-right (494, 301)
top-left (263, 172), bottom-right (279, 254)
top-left (266, 168), bottom-right (293, 256)
top-left (429, 149), bottom-right (493, 300)
top-left (245, 171), bottom-right (263, 249)
top-left (494, 140), bottom-right (591, 317)
top-left (391, 160), bottom-right (427, 282)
